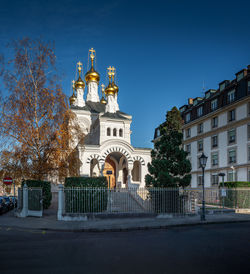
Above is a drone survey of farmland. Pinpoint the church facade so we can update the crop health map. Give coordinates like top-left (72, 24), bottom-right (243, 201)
top-left (69, 48), bottom-right (151, 188)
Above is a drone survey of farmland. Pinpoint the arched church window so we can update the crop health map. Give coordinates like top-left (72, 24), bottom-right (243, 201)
top-left (132, 161), bottom-right (141, 182)
top-left (119, 129), bottom-right (123, 137)
top-left (113, 128), bottom-right (117, 136)
top-left (107, 128), bottom-right (111, 136)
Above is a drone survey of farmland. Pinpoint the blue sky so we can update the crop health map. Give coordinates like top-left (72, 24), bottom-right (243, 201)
top-left (0, 0), bottom-right (250, 148)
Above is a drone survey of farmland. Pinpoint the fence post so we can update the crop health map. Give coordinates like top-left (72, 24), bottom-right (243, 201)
top-left (20, 183), bottom-right (28, 218)
top-left (57, 184), bottom-right (64, 220)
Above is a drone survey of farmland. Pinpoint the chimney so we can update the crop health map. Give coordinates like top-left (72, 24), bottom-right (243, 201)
top-left (188, 98), bottom-right (193, 105)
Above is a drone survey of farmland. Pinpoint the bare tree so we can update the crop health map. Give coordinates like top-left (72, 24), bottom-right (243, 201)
top-left (0, 38), bottom-right (84, 182)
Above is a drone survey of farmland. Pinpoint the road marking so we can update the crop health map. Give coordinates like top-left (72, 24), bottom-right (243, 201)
top-left (6, 227), bottom-right (11, 231)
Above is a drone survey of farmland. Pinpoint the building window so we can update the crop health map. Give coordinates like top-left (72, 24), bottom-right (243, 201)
top-left (228, 149), bottom-right (236, 164)
top-left (113, 128), bottom-right (117, 136)
top-left (186, 128), bottom-right (191, 138)
top-left (197, 106), bottom-right (203, 117)
top-left (186, 144), bottom-right (191, 154)
top-left (119, 129), bottom-right (123, 137)
top-left (248, 124), bottom-right (250, 139)
top-left (248, 81), bottom-right (250, 93)
top-left (211, 153), bottom-right (218, 166)
top-left (248, 102), bottom-right (250, 116)
top-left (211, 174), bottom-right (219, 186)
top-left (228, 129), bottom-right (236, 144)
top-left (248, 146), bottom-right (250, 161)
top-left (227, 90), bottom-right (235, 103)
top-left (197, 175), bottom-right (202, 187)
top-left (211, 99), bottom-right (218, 111)
top-left (197, 140), bottom-right (203, 152)
top-left (186, 113), bottom-right (191, 123)
top-left (228, 170), bottom-right (237, 181)
top-left (107, 128), bottom-right (111, 136)
top-left (211, 135), bottom-right (218, 148)
top-left (228, 109), bottom-right (236, 122)
top-left (197, 123), bottom-right (203, 134)
top-left (211, 116), bottom-right (218, 128)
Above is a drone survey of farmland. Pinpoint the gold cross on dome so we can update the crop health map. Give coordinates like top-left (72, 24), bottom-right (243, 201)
top-left (89, 48), bottom-right (95, 59)
top-left (77, 61), bottom-right (82, 71)
top-left (107, 66), bottom-right (113, 76)
top-left (72, 80), bottom-right (75, 87)
top-left (111, 66), bottom-right (115, 76)
top-left (101, 84), bottom-right (105, 91)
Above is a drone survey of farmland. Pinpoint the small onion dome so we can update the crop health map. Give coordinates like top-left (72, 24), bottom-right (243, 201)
top-left (85, 66), bottom-right (100, 83)
top-left (69, 92), bottom-right (77, 105)
top-left (105, 82), bottom-right (115, 96)
top-left (112, 82), bottom-right (119, 94)
top-left (75, 76), bottom-right (85, 89)
top-left (100, 96), bottom-right (107, 104)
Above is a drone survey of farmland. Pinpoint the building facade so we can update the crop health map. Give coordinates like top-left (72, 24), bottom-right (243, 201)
top-left (154, 65), bottom-right (250, 187)
top-left (69, 48), bottom-right (151, 188)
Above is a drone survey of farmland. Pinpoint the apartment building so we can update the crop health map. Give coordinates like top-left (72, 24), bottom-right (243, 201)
top-left (154, 65), bottom-right (250, 187)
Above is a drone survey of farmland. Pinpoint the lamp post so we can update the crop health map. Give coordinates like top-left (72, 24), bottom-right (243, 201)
top-left (199, 153), bottom-right (208, 221)
top-left (218, 172), bottom-right (226, 210)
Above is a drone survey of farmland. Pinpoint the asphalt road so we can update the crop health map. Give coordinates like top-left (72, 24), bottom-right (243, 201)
top-left (1, 222), bottom-right (250, 274)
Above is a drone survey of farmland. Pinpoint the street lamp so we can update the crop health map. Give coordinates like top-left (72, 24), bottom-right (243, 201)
top-left (199, 152), bottom-right (208, 221)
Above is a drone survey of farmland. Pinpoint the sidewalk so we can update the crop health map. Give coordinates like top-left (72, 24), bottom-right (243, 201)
top-left (1, 209), bottom-right (250, 232)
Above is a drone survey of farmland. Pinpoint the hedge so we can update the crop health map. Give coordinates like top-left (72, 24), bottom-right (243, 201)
top-left (219, 181), bottom-right (250, 208)
top-left (219, 181), bottom-right (250, 188)
top-left (65, 176), bottom-right (107, 188)
top-left (64, 177), bottom-right (108, 213)
top-left (147, 188), bottom-right (187, 214)
top-left (22, 180), bottom-right (52, 209)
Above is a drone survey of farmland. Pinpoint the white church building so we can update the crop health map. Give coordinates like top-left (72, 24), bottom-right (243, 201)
top-left (69, 48), bottom-right (151, 188)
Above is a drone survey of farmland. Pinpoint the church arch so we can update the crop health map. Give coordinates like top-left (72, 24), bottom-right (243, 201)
top-left (132, 160), bottom-right (141, 182)
top-left (90, 158), bottom-right (100, 177)
top-left (132, 156), bottom-right (145, 166)
top-left (99, 146), bottom-right (133, 166)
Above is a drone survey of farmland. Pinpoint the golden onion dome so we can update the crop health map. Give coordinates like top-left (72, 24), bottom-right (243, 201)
top-left (75, 76), bottom-right (85, 89)
top-left (100, 96), bottom-right (107, 104)
top-left (85, 66), bottom-right (100, 83)
top-left (69, 92), bottom-right (77, 106)
top-left (112, 82), bottom-right (119, 94)
top-left (105, 82), bottom-right (115, 96)
top-left (85, 48), bottom-right (100, 83)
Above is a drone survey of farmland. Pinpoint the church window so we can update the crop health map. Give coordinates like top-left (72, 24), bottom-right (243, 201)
top-left (107, 128), bottom-right (111, 136)
top-left (119, 129), bottom-right (123, 137)
top-left (113, 128), bottom-right (117, 136)
top-left (132, 161), bottom-right (141, 182)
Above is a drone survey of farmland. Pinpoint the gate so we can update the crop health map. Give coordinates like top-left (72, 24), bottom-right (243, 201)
top-left (17, 186), bottom-right (43, 217)
top-left (28, 188), bottom-right (43, 217)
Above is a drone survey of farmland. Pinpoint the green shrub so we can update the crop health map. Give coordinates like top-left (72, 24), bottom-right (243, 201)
top-left (219, 182), bottom-right (250, 208)
top-left (65, 176), bottom-right (107, 188)
top-left (64, 177), bottom-right (108, 213)
top-left (22, 180), bottom-right (52, 209)
top-left (147, 188), bottom-right (184, 214)
top-left (219, 181), bottom-right (250, 188)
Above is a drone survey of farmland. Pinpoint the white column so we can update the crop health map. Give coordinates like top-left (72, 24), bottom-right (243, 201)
top-left (20, 183), bottom-right (28, 218)
top-left (57, 184), bottom-right (64, 221)
top-left (76, 87), bottom-right (85, 107)
top-left (105, 95), bottom-right (116, 113)
top-left (114, 93), bottom-right (120, 111)
top-left (86, 81), bottom-right (100, 102)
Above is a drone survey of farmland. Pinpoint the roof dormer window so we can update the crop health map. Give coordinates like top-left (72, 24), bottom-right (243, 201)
top-left (197, 106), bottom-right (203, 117)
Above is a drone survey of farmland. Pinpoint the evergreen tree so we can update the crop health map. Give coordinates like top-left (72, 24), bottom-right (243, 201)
top-left (145, 107), bottom-right (191, 188)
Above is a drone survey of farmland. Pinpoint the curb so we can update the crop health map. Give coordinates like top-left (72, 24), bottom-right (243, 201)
top-left (1, 219), bottom-right (250, 233)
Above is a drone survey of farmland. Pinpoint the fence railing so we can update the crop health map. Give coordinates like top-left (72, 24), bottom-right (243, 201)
top-left (62, 187), bottom-right (197, 215)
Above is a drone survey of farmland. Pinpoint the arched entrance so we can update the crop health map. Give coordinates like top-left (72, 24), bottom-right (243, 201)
top-left (103, 152), bottom-right (128, 188)
top-left (103, 156), bottom-right (116, 188)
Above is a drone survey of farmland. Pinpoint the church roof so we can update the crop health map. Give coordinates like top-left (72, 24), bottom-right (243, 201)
top-left (71, 101), bottom-right (130, 120)
top-left (101, 112), bottom-right (129, 120)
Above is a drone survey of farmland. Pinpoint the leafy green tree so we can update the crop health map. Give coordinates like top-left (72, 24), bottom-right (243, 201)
top-left (146, 106), bottom-right (191, 188)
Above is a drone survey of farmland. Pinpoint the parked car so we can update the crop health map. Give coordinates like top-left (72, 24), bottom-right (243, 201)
top-left (3, 197), bottom-right (14, 210)
top-left (0, 197), bottom-right (8, 214)
top-left (9, 196), bottom-right (17, 208)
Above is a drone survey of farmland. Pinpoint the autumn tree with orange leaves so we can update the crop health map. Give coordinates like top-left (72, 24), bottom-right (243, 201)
top-left (0, 38), bottom-right (83, 182)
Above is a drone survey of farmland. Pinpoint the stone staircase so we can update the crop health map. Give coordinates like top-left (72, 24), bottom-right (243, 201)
top-left (107, 190), bottom-right (145, 213)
